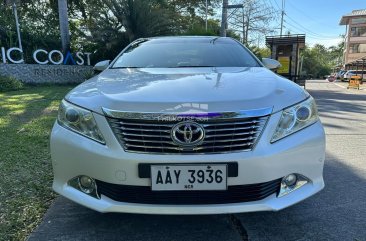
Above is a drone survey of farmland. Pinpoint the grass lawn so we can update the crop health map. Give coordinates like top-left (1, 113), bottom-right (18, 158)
top-left (0, 86), bottom-right (75, 241)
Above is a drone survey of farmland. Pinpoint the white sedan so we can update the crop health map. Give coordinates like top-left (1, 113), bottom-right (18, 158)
top-left (50, 36), bottom-right (325, 214)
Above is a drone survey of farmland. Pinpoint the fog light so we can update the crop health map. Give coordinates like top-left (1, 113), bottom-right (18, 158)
top-left (78, 176), bottom-right (95, 194)
top-left (68, 176), bottom-right (100, 199)
top-left (284, 174), bottom-right (297, 187)
top-left (278, 174), bottom-right (309, 198)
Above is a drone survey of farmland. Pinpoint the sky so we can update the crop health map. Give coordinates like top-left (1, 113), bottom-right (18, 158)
top-left (268, 0), bottom-right (366, 47)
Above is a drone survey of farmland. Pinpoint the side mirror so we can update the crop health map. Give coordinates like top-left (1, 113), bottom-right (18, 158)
top-left (262, 58), bottom-right (281, 70)
top-left (93, 60), bottom-right (111, 72)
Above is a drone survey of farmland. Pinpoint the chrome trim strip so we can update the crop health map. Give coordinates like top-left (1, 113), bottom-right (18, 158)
top-left (104, 109), bottom-right (271, 155)
top-left (250, 116), bottom-right (270, 150)
top-left (124, 142), bottom-right (253, 151)
top-left (102, 107), bottom-right (273, 120)
top-left (205, 126), bottom-right (260, 132)
top-left (205, 131), bottom-right (260, 138)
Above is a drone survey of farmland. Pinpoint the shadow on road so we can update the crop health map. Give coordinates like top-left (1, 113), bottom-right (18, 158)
top-left (309, 89), bottom-right (366, 115)
top-left (27, 200), bottom-right (241, 241)
top-left (308, 87), bottom-right (366, 133)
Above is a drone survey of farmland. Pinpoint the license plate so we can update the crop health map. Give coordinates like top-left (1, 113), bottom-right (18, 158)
top-left (151, 164), bottom-right (227, 191)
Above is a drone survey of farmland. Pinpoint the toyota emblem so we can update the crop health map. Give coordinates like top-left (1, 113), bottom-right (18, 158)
top-left (171, 122), bottom-right (205, 146)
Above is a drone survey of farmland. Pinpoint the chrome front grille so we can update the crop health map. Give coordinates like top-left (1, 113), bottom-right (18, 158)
top-left (106, 115), bottom-right (269, 154)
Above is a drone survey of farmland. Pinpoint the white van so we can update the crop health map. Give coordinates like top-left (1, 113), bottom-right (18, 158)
top-left (343, 70), bottom-right (366, 81)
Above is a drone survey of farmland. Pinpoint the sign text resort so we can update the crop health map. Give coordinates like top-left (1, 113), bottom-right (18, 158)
top-left (1, 47), bottom-right (92, 65)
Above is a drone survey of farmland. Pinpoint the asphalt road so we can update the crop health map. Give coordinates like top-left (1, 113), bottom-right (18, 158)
top-left (28, 80), bottom-right (366, 241)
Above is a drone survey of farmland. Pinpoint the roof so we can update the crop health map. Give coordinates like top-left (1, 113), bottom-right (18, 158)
top-left (345, 53), bottom-right (366, 66)
top-left (340, 9), bottom-right (366, 25)
top-left (265, 34), bottom-right (305, 47)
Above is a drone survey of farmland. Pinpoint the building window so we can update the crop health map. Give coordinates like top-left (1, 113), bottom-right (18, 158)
top-left (351, 18), bottom-right (366, 24)
top-left (349, 44), bottom-right (358, 53)
top-left (349, 44), bottom-right (366, 53)
top-left (350, 27), bottom-right (356, 36)
top-left (350, 27), bottom-right (366, 37)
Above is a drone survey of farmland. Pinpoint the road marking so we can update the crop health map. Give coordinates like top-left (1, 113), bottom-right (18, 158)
top-left (333, 83), bottom-right (346, 89)
top-left (333, 82), bottom-right (366, 92)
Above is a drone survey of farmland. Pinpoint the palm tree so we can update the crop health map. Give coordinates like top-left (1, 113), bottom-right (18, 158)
top-left (104, 0), bottom-right (175, 42)
top-left (58, 0), bottom-right (70, 53)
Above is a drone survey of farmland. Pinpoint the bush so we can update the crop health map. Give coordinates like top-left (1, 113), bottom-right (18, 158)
top-left (83, 70), bottom-right (96, 80)
top-left (0, 75), bottom-right (24, 92)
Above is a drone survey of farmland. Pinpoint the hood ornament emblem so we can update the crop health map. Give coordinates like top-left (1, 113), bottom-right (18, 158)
top-left (171, 122), bottom-right (205, 147)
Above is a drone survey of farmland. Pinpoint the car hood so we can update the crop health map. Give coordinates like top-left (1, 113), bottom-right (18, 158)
top-left (66, 67), bottom-right (308, 115)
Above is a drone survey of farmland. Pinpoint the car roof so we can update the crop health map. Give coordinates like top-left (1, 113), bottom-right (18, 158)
top-left (135, 36), bottom-right (238, 44)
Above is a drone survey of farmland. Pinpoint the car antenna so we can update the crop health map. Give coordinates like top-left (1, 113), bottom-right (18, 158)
top-left (210, 37), bottom-right (220, 44)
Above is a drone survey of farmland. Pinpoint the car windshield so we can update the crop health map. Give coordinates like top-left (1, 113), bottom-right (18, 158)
top-left (111, 38), bottom-right (260, 68)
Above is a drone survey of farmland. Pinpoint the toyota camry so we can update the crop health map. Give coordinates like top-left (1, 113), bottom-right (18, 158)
top-left (51, 36), bottom-right (325, 214)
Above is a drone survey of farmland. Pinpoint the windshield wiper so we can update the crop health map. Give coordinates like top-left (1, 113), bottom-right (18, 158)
top-left (111, 66), bottom-right (217, 69)
top-left (173, 66), bottom-right (216, 68)
top-left (110, 66), bottom-right (141, 69)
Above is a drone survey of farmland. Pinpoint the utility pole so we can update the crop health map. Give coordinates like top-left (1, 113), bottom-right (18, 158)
top-left (280, 0), bottom-right (285, 36)
top-left (220, 1), bottom-right (243, 37)
top-left (205, 0), bottom-right (208, 31)
top-left (12, 2), bottom-right (23, 52)
top-left (220, 0), bottom-right (228, 37)
top-left (242, 7), bottom-right (245, 44)
top-left (58, 0), bottom-right (70, 53)
top-left (6, 0), bottom-right (23, 52)
top-left (343, 25), bottom-right (348, 65)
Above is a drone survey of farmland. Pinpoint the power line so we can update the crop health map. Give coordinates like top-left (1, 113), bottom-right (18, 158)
top-left (286, 0), bottom-right (335, 29)
top-left (271, 0), bottom-right (340, 38)
top-left (267, 0), bottom-right (280, 15)
top-left (284, 20), bottom-right (340, 40)
top-left (271, 0), bottom-right (281, 11)
top-left (280, 0), bottom-right (285, 36)
top-left (285, 14), bottom-right (339, 38)
top-left (277, 0), bottom-right (340, 39)
top-left (283, 21), bottom-right (323, 39)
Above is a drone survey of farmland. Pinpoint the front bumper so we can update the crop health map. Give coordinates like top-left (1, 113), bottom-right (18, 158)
top-left (51, 111), bottom-right (325, 214)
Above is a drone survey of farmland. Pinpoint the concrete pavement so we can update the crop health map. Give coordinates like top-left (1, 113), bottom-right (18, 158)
top-left (28, 80), bottom-right (366, 241)
top-left (27, 199), bottom-right (242, 241)
top-left (236, 80), bottom-right (366, 241)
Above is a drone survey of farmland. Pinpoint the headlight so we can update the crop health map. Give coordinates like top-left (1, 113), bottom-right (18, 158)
top-left (57, 99), bottom-right (105, 144)
top-left (271, 97), bottom-right (318, 142)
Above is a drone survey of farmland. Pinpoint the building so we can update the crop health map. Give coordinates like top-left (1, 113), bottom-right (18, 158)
top-left (265, 34), bottom-right (305, 86)
top-left (340, 9), bottom-right (366, 65)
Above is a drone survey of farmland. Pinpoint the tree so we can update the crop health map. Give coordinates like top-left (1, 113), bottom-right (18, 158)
top-left (0, 0), bottom-right (240, 64)
top-left (0, 3), bottom-right (15, 47)
top-left (228, 0), bottom-right (277, 45)
top-left (69, 0), bottom-right (224, 61)
top-left (301, 43), bottom-right (344, 78)
top-left (104, 0), bottom-right (175, 42)
top-left (167, 0), bottom-right (221, 20)
top-left (0, 1), bottom-right (62, 62)
top-left (328, 39), bottom-right (344, 66)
